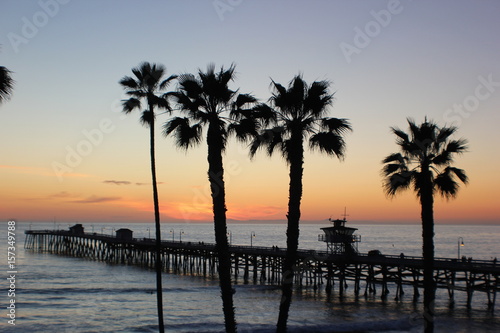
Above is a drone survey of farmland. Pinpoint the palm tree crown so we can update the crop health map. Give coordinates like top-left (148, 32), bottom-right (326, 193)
top-left (382, 118), bottom-right (468, 199)
top-left (164, 63), bottom-right (257, 149)
top-left (119, 62), bottom-right (177, 125)
top-left (0, 66), bottom-right (14, 103)
top-left (250, 75), bottom-right (351, 160)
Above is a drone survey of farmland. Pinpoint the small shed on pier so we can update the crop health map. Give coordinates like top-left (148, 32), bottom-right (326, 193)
top-left (69, 224), bottom-right (84, 235)
top-left (115, 228), bottom-right (133, 240)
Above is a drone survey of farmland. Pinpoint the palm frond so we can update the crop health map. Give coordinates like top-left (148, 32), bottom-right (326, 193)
top-left (249, 127), bottom-right (284, 158)
top-left (309, 132), bottom-right (346, 158)
top-left (432, 151), bottom-right (451, 166)
top-left (270, 79), bottom-right (287, 97)
top-left (131, 67), bottom-right (144, 83)
top-left (142, 62), bottom-right (166, 90)
top-left (382, 153), bottom-right (406, 165)
top-left (320, 117), bottom-right (352, 134)
top-left (229, 93), bottom-right (257, 120)
top-left (383, 171), bottom-right (414, 197)
top-left (122, 98), bottom-right (141, 113)
top-left (289, 75), bottom-right (305, 106)
top-left (140, 110), bottom-right (154, 127)
top-left (436, 126), bottom-right (456, 144)
top-left (125, 89), bottom-right (147, 98)
top-left (432, 138), bottom-right (468, 165)
top-left (174, 91), bottom-right (202, 115)
top-left (234, 93), bottom-right (257, 109)
top-left (159, 74), bottom-right (178, 90)
top-left (445, 139), bottom-right (468, 154)
top-left (119, 76), bottom-right (138, 89)
top-left (383, 163), bottom-right (405, 176)
top-left (391, 127), bottom-right (409, 145)
top-left (218, 63), bottom-right (236, 86)
top-left (178, 75), bottom-right (203, 98)
top-left (202, 63), bottom-right (216, 78)
top-left (304, 80), bottom-right (333, 116)
top-left (163, 117), bottom-right (202, 150)
top-left (228, 118), bottom-right (258, 143)
top-left (446, 166), bottom-right (468, 184)
top-left (434, 171), bottom-right (460, 199)
top-left (252, 103), bottom-right (277, 126)
top-left (306, 81), bottom-right (330, 101)
top-left (148, 94), bottom-right (172, 112)
top-left (0, 66), bottom-right (14, 103)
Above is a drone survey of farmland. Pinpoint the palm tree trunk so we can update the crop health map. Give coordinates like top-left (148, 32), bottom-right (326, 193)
top-left (420, 172), bottom-right (435, 333)
top-left (207, 122), bottom-right (237, 333)
top-left (277, 131), bottom-right (304, 333)
top-left (149, 110), bottom-right (165, 333)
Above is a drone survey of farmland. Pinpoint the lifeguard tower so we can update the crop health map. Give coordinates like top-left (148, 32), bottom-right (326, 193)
top-left (318, 210), bottom-right (360, 255)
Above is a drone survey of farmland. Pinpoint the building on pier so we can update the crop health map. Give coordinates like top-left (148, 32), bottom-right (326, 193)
top-left (116, 228), bottom-right (133, 240)
top-left (318, 213), bottom-right (361, 255)
top-left (69, 224), bottom-right (84, 235)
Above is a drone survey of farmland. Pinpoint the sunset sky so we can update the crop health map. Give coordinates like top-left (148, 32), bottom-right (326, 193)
top-left (1, 0), bottom-right (499, 225)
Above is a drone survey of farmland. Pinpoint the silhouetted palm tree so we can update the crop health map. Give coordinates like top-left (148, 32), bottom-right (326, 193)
top-left (0, 66), bottom-right (14, 103)
top-left (119, 62), bottom-right (177, 333)
top-left (164, 63), bottom-right (256, 333)
top-left (250, 75), bottom-right (351, 332)
top-left (382, 118), bottom-right (468, 333)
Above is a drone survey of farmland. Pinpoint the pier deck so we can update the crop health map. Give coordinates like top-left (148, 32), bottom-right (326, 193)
top-left (24, 229), bottom-right (499, 309)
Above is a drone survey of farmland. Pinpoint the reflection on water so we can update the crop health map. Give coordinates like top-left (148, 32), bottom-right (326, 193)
top-left (5, 222), bottom-right (499, 332)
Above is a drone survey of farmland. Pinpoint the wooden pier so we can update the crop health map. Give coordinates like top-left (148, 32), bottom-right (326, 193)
top-left (24, 229), bottom-right (499, 309)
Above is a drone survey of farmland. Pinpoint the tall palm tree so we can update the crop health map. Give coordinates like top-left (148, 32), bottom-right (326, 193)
top-left (0, 66), bottom-right (14, 103)
top-left (382, 118), bottom-right (468, 333)
top-left (119, 62), bottom-right (177, 333)
top-left (164, 63), bottom-right (256, 333)
top-left (250, 75), bottom-right (351, 332)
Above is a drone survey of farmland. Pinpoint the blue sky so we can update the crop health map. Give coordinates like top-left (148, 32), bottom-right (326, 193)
top-left (1, 0), bottom-right (499, 223)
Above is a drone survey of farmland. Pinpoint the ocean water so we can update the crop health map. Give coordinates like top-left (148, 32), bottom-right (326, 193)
top-left (1, 222), bottom-right (499, 333)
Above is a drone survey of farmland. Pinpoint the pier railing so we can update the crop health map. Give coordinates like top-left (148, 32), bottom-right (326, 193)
top-left (24, 229), bottom-right (499, 309)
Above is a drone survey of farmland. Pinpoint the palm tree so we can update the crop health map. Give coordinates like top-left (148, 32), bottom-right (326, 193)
top-left (164, 63), bottom-right (256, 333)
top-left (119, 62), bottom-right (177, 333)
top-left (250, 75), bottom-right (351, 332)
top-left (382, 118), bottom-right (468, 333)
top-left (0, 66), bottom-right (14, 103)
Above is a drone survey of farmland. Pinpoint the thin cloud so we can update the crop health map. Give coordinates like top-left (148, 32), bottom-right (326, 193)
top-left (103, 180), bottom-right (132, 185)
top-left (70, 195), bottom-right (121, 204)
top-left (50, 191), bottom-right (80, 199)
top-left (135, 182), bottom-right (164, 186)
